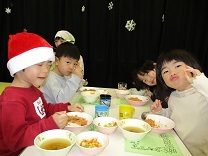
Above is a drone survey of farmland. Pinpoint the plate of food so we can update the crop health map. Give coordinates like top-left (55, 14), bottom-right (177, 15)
top-left (124, 95), bottom-right (149, 106)
top-left (143, 114), bottom-right (175, 134)
top-left (65, 112), bottom-right (93, 132)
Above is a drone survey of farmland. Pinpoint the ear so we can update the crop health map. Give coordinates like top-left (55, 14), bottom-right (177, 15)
top-left (55, 56), bottom-right (59, 65)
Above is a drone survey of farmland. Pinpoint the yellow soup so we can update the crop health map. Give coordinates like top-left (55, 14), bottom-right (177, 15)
top-left (123, 126), bottom-right (145, 133)
top-left (40, 138), bottom-right (71, 150)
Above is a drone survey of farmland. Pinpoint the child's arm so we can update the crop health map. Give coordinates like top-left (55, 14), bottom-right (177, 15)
top-left (68, 103), bottom-right (84, 112)
top-left (185, 66), bottom-right (208, 99)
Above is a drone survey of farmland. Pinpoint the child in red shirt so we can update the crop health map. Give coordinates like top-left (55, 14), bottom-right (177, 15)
top-left (0, 32), bottom-right (84, 156)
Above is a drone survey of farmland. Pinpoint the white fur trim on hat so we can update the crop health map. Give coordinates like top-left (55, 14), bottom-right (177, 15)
top-left (55, 30), bottom-right (75, 44)
top-left (7, 47), bottom-right (54, 77)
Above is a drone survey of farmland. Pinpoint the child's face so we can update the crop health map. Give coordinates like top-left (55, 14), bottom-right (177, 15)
top-left (137, 70), bottom-right (156, 86)
top-left (161, 60), bottom-right (192, 91)
top-left (55, 56), bottom-right (78, 76)
top-left (54, 38), bottom-right (65, 48)
top-left (18, 61), bottom-right (52, 87)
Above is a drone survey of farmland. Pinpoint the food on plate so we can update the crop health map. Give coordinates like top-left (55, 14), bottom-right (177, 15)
top-left (98, 121), bottom-right (117, 127)
top-left (80, 138), bottom-right (102, 148)
top-left (67, 115), bottom-right (87, 126)
top-left (144, 118), bottom-right (159, 128)
top-left (128, 97), bottom-right (142, 101)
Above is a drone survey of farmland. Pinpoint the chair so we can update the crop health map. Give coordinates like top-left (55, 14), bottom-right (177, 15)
top-left (0, 82), bottom-right (11, 94)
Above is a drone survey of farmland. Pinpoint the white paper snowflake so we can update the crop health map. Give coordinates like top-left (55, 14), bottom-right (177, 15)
top-left (125, 19), bottom-right (136, 31)
top-left (81, 6), bottom-right (85, 12)
top-left (5, 7), bottom-right (11, 14)
top-left (108, 2), bottom-right (113, 10)
top-left (162, 14), bottom-right (165, 22)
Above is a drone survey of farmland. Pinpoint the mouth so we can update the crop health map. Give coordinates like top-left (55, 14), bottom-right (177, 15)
top-left (170, 75), bottom-right (178, 81)
top-left (38, 77), bottom-right (46, 80)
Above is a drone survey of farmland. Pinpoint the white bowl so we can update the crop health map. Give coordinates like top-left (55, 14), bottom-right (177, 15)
top-left (79, 87), bottom-right (97, 92)
top-left (118, 119), bottom-right (151, 141)
top-left (124, 95), bottom-right (149, 106)
top-left (144, 114), bottom-right (175, 134)
top-left (130, 88), bottom-right (146, 96)
top-left (93, 117), bottom-right (118, 134)
top-left (81, 91), bottom-right (100, 103)
top-left (34, 129), bottom-right (76, 156)
top-left (65, 112), bottom-right (93, 132)
top-left (115, 89), bottom-right (130, 99)
top-left (96, 89), bottom-right (110, 95)
top-left (76, 131), bottom-right (109, 156)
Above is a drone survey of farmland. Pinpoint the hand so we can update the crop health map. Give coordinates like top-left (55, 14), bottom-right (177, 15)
top-left (72, 63), bottom-right (83, 79)
top-left (68, 103), bottom-right (84, 112)
top-left (150, 99), bottom-right (162, 113)
top-left (52, 111), bottom-right (68, 129)
top-left (184, 66), bottom-right (201, 83)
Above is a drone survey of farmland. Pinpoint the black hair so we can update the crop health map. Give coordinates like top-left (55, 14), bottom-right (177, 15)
top-left (156, 49), bottom-right (202, 90)
top-left (131, 60), bottom-right (156, 90)
top-left (54, 37), bottom-right (64, 42)
top-left (55, 42), bottom-right (80, 60)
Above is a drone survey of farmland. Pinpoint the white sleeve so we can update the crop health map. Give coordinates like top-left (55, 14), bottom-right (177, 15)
top-left (192, 73), bottom-right (208, 98)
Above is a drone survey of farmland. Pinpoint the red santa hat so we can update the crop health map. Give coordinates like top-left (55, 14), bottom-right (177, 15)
top-left (7, 32), bottom-right (55, 77)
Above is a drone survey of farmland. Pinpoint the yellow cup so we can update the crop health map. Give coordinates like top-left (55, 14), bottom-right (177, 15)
top-left (119, 105), bottom-right (135, 120)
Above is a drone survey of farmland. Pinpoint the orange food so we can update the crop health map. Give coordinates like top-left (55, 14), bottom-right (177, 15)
top-left (67, 115), bottom-right (87, 126)
top-left (80, 138), bottom-right (102, 148)
top-left (144, 118), bottom-right (159, 128)
top-left (128, 97), bottom-right (142, 101)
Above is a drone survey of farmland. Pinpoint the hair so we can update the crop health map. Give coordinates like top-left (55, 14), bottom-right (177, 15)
top-left (54, 36), bottom-right (63, 42)
top-left (156, 49), bottom-right (202, 90)
top-left (55, 42), bottom-right (80, 60)
top-left (131, 60), bottom-right (156, 90)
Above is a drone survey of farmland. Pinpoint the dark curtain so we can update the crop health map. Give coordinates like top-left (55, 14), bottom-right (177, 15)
top-left (0, 0), bottom-right (208, 88)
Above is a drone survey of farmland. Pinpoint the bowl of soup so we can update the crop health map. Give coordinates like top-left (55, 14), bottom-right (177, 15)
top-left (118, 119), bottom-right (151, 141)
top-left (34, 129), bottom-right (76, 156)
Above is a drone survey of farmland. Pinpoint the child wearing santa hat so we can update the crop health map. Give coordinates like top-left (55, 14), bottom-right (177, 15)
top-left (0, 32), bottom-right (84, 156)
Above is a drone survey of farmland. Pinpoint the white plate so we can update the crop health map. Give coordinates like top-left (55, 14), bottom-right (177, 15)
top-left (145, 114), bottom-right (175, 134)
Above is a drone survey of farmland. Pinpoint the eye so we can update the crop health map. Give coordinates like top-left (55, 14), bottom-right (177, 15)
top-left (143, 79), bottom-right (147, 83)
top-left (175, 64), bottom-right (182, 68)
top-left (36, 63), bottom-right (43, 66)
top-left (162, 70), bottom-right (168, 74)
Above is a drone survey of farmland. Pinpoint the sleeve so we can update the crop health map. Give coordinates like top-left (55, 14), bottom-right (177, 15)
top-left (192, 73), bottom-right (208, 99)
top-left (42, 74), bottom-right (81, 103)
top-left (1, 101), bottom-right (58, 152)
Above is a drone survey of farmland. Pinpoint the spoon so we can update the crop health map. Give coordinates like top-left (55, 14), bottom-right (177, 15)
top-left (141, 111), bottom-right (150, 120)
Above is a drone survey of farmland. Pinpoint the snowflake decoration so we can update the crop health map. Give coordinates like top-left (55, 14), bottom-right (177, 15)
top-left (108, 2), bottom-right (113, 10)
top-left (81, 6), bottom-right (85, 12)
top-left (23, 28), bottom-right (27, 32)
top-left (5, 7), bottom-right (11, 14)
top-left (162, 14), bottom-right (165, 22)
top-left (125, 19), bottom-right (136, 31)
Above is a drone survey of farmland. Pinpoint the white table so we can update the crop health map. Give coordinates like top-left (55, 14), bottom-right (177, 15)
top-left (20, 87), bottom-right (192, 156)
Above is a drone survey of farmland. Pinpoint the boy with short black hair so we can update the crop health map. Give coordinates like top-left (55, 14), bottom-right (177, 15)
top-left (40, 42), bottom-right (83, 103)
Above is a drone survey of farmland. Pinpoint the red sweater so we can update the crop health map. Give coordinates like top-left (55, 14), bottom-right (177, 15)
top-left (0, 86), bottom-right (69, 156)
